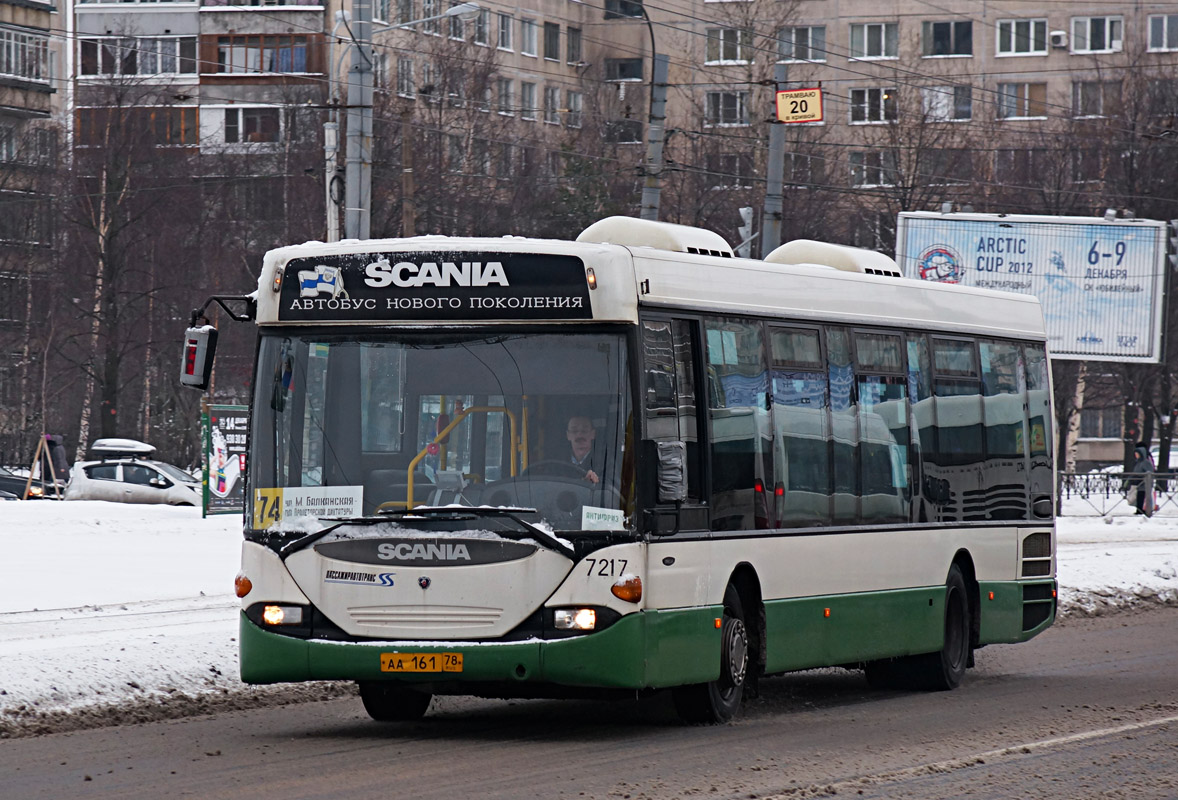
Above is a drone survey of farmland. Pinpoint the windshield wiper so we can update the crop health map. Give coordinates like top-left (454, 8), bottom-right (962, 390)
top-left (277, 506), bottom-right (574, 560)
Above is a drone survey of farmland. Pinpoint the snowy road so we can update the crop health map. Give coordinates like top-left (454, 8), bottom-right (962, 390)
top-left (1, 500), bottom-right (1176, 737)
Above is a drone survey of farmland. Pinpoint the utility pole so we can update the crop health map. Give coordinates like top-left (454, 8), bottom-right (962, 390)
top-left (344, 0), bottom-right (374, 239)
top-left (324, 121), bottom-right (340, 242)
top-left (640, 53), bottom-right (669, 221)
top-left (760, 62), bottom-right (788, 258)
top-left (401, 107), bottom-right (416, 236)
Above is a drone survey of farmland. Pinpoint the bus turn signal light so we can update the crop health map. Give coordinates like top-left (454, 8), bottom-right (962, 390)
top-left (611, 575), bottom-right (642, 603)
top-left (235, 573), bottom-right (253, 598)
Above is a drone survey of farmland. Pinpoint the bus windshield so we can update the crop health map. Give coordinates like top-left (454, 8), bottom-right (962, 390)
top-left (250, 330), bottom-right (634, 533)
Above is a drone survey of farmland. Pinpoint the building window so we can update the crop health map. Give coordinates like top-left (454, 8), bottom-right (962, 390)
top-left (1072, 148), bottom-right (1101, 183)
top-left (497, 12), bottom-right (513, 50)
top-left (849, 22), bottom-right (898, 59)
top-left (473, 9), bottom-right (489, 45)
top-left (705, 91), bottom-right (749, 126)
top-left (224, 107), bottom-right (280, 144)
top-left (496, 143), bottom-right (513, 178)
top-left (0, 193), bottom-right (50, 244)
top-left (1079, 407), bottom-right (1122, 439)
top-left (544, 86), bottom-right (560, 123)
top-left (216, 36), bottom-right (311, 73)
top-left (1072, 17), bottom-right (1122, 53)
top-left (604, 119), bottom-right (642, 142)
top-left (1149, 15), bottom-right (1178, 51)
top-left (496, 77), bottom-right (512, 114)
top-left (1147, 79), bottom-right (1178, 118)
top-left (566, 90), bottom-right (582, 127)
top-left (850, 87), bottom-right (897, 123)
top-left (0, 28), bottom-right (50, 83)
top-left (396, 0), bottom-right (414, 25)
top-left (922, 85), bottom-right (971, 120)
top-left (422, 0), bottom-right (439, 34)
top-left (922, 21), bottom-right (972, 56)
top-left (997, 19), bottom-right (1047, 55)
top-left (925, 148), bottom-right (973, 184)
top-left (604, 0), bottom-right (643, 20)
top-left (520, 82), bottom-right (537, 119)
top-left (447, 134), bottom-right (464, 173)
top-left (0, 124), bottom-right (13, 162)
top-left (1073, 81), bottom-right (1121, 117)
top-left (777, 26), bottom-right (825, 62)
top-left (605, 58), bottom-right (642, 81)
top-left (543, 22), bottom-right (560, 60)
top-left (520, 19), bottom-right (537, 56)
top-left (706, 152), bottom-right (753, 189)
top-left (77, 106), bottom-right (198, 147)
top-left (786, 152), bottom-right (820, 186)
top-left (997, 82), bottom-right (1047, 118)
top-left (706, 28), bottom-right (752, 64)
top-left (850, 150), bottom-right (897, 187)
top-left (995, 149), bottom-right (1047, 183)
top-left (80, 37), bottom-right (198, 77)
top-left (397, 57), bottom-right (414, 97)
top-left (567, 28), bottom-right (582, 64)
top-left (448, 1), bottom-right (466, 39)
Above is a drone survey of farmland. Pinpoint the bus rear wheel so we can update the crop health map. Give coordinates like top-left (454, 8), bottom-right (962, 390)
top-left (672, 584), bottom-right (748, 724)
top-left (865, 564), bottom-right (971, 691)
top-left (358, 681), bottom-right (432, 721)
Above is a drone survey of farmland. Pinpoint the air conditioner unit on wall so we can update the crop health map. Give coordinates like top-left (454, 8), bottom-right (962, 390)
top-left (1050, 30), bottom-right (1068, 48)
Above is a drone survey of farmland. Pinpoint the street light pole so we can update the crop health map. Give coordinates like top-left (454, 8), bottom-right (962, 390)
top-left (344, 0), bottom-right (374, 240)
top-left (638, 6), bottom-right (667, 221)
top-left (340, 2), bottom-right (480, 240)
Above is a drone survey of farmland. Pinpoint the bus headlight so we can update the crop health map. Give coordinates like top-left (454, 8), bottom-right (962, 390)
top-left (553, 608), bottom-right (596, 631)
top-left (262, 605), bottom-right (304, 626)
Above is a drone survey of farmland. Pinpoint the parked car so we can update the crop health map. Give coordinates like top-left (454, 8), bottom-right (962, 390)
top-left (64, 439), bottom-right (201, 506)
top-left (0, 488), bottom-right (18, 501)
top-left (0, 466), bottom-right (63, 499)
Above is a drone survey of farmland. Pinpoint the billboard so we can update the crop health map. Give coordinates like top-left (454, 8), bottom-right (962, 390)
top-left (203, 403), bottom-right (247, 516)
top-left (895, 212), bottom-right (1169, 362)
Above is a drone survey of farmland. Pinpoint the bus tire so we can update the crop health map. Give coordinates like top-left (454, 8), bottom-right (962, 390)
top-left (358, 681), bottom-right (432, 721)
top-left (865, 564), bottom-right (971, 691)
top-left (672, 584), bottom-right (748, 724)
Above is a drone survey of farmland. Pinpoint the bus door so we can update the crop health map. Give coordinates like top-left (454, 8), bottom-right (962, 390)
top-left (640, 317), bottom-right (707, 534)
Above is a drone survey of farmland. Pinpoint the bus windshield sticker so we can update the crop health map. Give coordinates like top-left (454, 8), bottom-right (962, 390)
top-left (253, 486), bottom-right (364, 530)
top-left (277, 253), bottom-right (592, 322)
top-left (581, 506), bottom-right (626, 531)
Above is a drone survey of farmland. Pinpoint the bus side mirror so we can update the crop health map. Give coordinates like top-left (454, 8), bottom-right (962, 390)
top-left (657, 441), bottom-right (687, 503)
top-left (180, 325), bottom-right (218, 390)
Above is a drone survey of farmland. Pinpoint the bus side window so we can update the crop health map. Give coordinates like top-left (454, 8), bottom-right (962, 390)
top-left (641, 319), bottom-right (701, 503)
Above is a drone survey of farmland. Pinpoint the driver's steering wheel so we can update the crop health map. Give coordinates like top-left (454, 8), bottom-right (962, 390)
top-left (522, 460), bottom-right (593, 481)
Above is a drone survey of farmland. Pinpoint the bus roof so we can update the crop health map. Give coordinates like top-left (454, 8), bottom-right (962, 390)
top-left (252, 220), bottom-right (1046, 341)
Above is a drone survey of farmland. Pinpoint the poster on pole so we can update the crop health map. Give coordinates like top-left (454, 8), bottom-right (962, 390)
top-left (203, 403), bottom-right (248, 516)
top-left (896, 212), bottom-right (1169, 362)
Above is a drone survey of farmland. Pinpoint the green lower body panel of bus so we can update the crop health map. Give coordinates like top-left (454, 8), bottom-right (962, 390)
top-left (760, 580), bottom-right (1056, 674)
top-left (976, 579), bottom-right (1057, 645)
top-left (239, 606), bottom-right (723, 690)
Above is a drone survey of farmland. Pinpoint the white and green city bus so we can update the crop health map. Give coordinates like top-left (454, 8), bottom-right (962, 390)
top-left (181, 217), bottom-right (1056, 723)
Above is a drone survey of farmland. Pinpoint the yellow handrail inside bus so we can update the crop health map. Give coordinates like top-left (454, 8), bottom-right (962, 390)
top-left (385, 406), bottom-right (518, 512)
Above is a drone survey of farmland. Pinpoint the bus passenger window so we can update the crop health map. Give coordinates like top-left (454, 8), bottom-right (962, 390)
top-left (828, 328), bottom-right (859, 525)
top-left (706, 319), bottom-right (771, 531)
top-left (769, 326), bottom-right (830, 528)
top-left (980, 340), bottom-right (1030, 520)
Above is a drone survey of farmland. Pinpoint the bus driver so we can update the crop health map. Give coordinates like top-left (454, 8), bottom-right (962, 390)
top-left (566, 415), bottom-right (603, 484)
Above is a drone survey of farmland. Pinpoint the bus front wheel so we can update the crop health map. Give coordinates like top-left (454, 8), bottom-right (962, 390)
top-left (358, 681), bottom-right (432, 721)
top-left (672, 584), bottom-right (748, 724)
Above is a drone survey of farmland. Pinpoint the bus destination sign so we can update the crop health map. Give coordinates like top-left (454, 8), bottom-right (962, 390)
top-left (278, 252), bottom-right (593, 322)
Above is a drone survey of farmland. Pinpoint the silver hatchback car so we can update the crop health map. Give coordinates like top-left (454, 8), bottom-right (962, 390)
top-left (64, 439), bottom-right (201, 506)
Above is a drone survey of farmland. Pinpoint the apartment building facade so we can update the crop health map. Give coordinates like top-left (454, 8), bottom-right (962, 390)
top-left (0, 0), bottom-right (55, 461)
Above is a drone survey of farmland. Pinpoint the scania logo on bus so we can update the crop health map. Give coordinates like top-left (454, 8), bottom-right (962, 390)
top-left (364, 258), bottom-right (509, 288)
top-left (378, 542), bottom-right (472, 562)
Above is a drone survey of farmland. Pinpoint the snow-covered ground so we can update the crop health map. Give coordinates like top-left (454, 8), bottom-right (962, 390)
top-left (1, 499), bottom-right (1175, 736)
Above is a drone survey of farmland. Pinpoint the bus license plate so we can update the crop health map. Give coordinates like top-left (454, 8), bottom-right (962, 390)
top-left (380, 652), bottom-right (463, 673)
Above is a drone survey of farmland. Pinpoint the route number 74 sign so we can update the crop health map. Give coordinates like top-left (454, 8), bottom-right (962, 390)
top-left (775, 87), bottom-right (823, 124)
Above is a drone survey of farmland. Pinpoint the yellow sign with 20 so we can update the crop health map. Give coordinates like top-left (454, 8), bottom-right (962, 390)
top-left (775, 88), bottom-right (824, 124)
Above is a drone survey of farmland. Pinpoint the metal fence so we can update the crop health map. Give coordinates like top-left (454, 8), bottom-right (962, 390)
top-left (1059, 471), bottom-right (1178, 517)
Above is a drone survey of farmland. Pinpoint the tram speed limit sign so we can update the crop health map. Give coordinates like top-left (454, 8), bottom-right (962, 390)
top-left (775, 87), bottom-right (823, 123)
